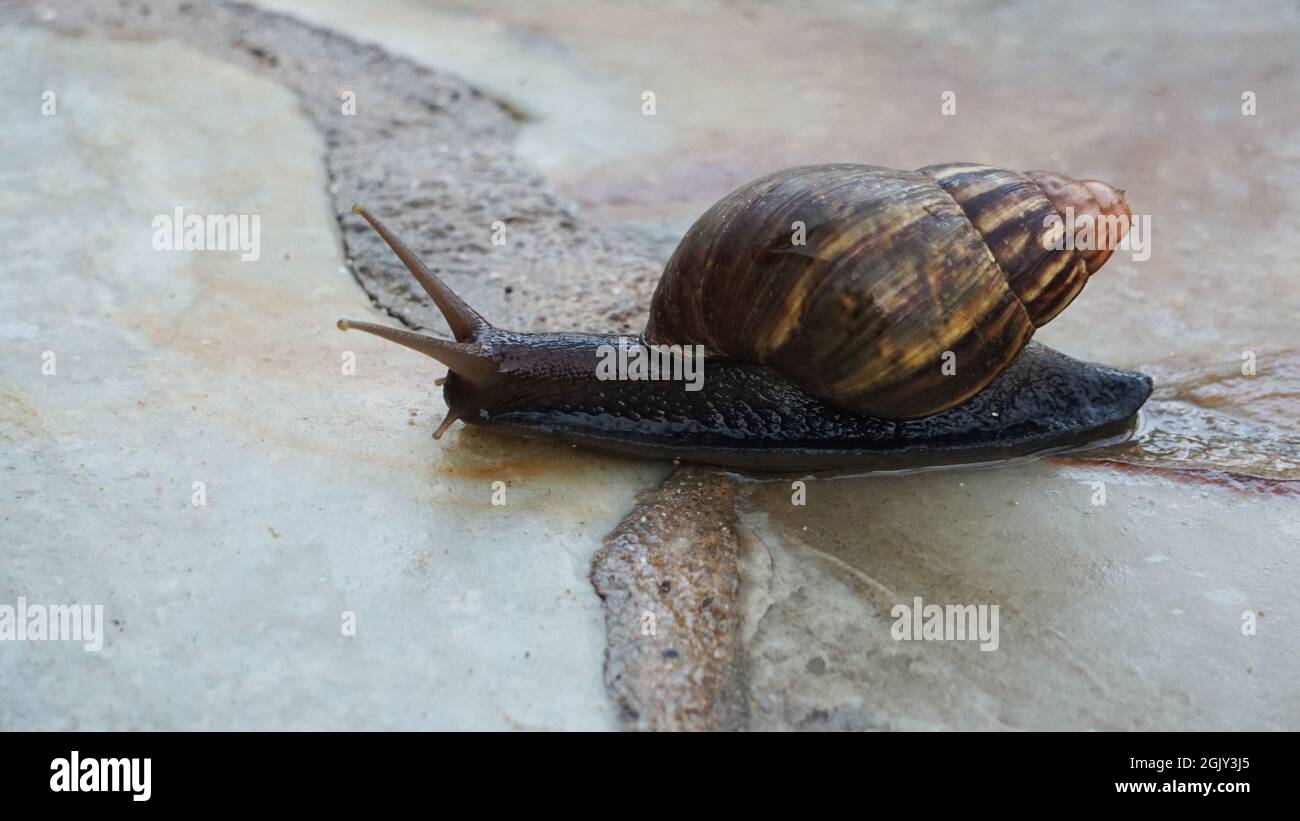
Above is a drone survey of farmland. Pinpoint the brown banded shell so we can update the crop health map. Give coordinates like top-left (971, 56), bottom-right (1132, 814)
top-left (643, 162), bottom-right (1131, 419)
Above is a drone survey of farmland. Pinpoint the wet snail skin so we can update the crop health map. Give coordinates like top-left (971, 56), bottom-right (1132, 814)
top-left (338, 163), bottom-right (1151, 471)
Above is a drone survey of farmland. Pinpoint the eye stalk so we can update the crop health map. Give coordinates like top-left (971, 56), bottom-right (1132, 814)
top-left (335, 318), bottom-right (496, 385)
top-left (347, 204), bottom-right (488, 341)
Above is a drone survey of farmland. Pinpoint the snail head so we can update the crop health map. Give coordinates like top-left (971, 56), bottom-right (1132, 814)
top-left (337, 204), bottom-right (499, 438)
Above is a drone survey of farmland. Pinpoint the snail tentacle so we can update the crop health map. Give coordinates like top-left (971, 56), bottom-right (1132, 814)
top-left (351, 203), bottom-right (489, 342)
top-left (335, 319), bottom-right (497, 385)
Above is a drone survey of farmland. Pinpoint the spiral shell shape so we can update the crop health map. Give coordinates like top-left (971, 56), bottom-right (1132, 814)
top-left (644, 163), bottom-right (1131, 419)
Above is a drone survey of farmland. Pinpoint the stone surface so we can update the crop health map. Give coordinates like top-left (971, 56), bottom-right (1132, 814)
top-left (591, 468), bottom-right (745, 731)
top-left (0, 22), bottom-right (667, 730)
top-left (738, 464), bottom-right (1297, 730)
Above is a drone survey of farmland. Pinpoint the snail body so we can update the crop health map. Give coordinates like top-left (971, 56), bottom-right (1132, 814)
top-left (339, 162), bottom-right (1150, 471)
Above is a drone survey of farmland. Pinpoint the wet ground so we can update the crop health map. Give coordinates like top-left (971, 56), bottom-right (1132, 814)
top-left (2, 0), bottom-right (1296, 729)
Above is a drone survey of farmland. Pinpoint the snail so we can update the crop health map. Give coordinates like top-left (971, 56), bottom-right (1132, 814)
top-left (338, 162), bottom-right (1152, 471)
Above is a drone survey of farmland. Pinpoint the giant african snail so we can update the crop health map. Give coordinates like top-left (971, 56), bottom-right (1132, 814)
top-left (338, 163), bottom-right (1151, 471)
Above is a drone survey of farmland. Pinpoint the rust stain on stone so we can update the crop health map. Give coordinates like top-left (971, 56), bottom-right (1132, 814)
top-left (590, 467), bottom-right (747, 731)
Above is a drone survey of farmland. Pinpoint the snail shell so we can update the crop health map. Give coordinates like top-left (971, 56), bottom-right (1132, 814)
top-left (645, 163), bottom-right (1131, 419)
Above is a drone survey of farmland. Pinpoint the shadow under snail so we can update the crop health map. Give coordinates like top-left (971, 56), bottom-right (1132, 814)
top-left (338, 162), bottom-right (1152, 471)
